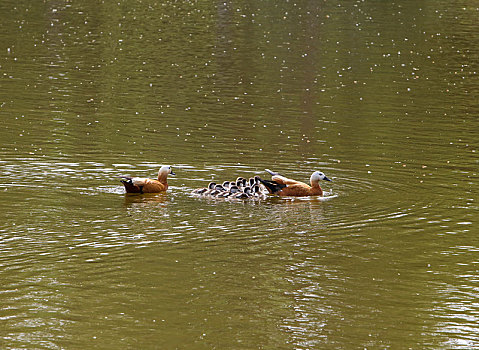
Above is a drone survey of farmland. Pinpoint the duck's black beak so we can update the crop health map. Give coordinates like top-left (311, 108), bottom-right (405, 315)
top-left (324, 176), bottom-right (332, 182)
top-left (170, 171), bottom-right (176, 176)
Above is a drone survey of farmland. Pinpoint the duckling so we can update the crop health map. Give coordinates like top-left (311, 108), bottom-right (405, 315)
top-left (209, 184), bottom-right (227, 197)
top-left (254, 175), bottom-right (269, 193)
top-left (216, 190), bottom-right (231, 198)
top-left (232, 186), bottom-right (253, 199)
top-left (217, 184), bottom-right (240, 198)
top-left (191, 187), bottom-right (208, 195)
top-left (201, 182), bottom-right (218, 196)
top-left (235, 177), bottom-right (247, 189)
top-left (252, 184), bottom-right (267, 199)
top-left (243, 186), bottom-right (252, 195)
top-left (191, 182), bottom-right (215, 195)
top-left (233, 191), bottom-right (249, 199)
top-left (235, 177), bottom-right (245, 184)
top-left (228, 185), bottom-right (241, 195)
top-left (222, 181), bottom-right (231, 190)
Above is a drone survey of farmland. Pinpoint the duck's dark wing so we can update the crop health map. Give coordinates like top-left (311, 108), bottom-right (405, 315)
top-left (256, 176), bottom-right (287, 194)
top-left (120, 177), bottom-right (142, 193)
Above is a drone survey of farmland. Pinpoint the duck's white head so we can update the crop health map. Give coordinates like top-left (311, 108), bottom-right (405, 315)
top-left (159, 165), bottom-right (175, 176)
top-left (311, 171), bottom-right (331, 184)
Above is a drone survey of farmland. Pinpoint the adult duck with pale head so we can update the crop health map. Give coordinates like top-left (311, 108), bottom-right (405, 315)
top-left (120, 165), bottom-right (175, 194)
top-left (257, 169), bottom-right (331, 197)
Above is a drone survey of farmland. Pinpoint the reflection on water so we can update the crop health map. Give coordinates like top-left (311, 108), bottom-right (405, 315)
top-left (1, 0), bottom-right (479, 349)
top-left (123, 192), bottom-right (170, 205)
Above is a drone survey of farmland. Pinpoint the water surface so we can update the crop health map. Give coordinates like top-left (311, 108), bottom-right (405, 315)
top-left (1, 1), bottom-right (478, 349)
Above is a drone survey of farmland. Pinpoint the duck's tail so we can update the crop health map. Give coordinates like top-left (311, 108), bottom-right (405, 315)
top-left (119, 176), bottom-right (133, 183)
top-left (265, 169), bottom-right (287, 178)
top-left (120, 176), bottom-right (142, 193)
top-left (256, 176), bottom-right (286, 194)
top-left (265, 169), bottom-right (281, 176)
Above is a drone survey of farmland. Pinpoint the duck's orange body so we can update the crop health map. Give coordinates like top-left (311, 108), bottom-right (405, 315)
top-left (122, 178), bottom-right (169, 193)
top-left (120, 165), bottom-right (175, 194)
top-left (258, 169), bottom-right (331, 197)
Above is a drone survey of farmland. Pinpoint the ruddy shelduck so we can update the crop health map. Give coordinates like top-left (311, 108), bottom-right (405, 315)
top-left (257, 169), bottom-right (331, 197)
top-left (120, 165), bottom-right (175, 194)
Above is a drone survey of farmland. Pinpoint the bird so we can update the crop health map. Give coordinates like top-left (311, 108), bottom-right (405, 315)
top-left (231, 186), bottom-right (250, 199)
top-left (192, 182), bottom-right (216, 195)
top-left (208, 184), bottom-right (227, 197)
top-left (248, 177), bottom-right (259, 187)
top-left (218, 185), bottom-right (241, 198)
top-left (216, 190), bottom-right (232, 198)
top-left (257, 169), bottom-right (331, 197)
top-left (251, 184), bottom-right (267, 199)
top-left (120, 165), bottom-right (175, 194)
top-left (235, 177), bottom-right (247, 189)
top-left (204, 183), bottom-right (221, 196)
top-left (233, 191), bottom-right (250, 199)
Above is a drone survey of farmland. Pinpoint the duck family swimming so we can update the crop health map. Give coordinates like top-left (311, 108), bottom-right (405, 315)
top-left (120, 166), bottom-right (332, 198)
top-left (190, 170), bottom-right (331, 199)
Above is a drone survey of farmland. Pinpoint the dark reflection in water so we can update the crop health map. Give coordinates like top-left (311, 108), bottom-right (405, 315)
top-left (1, 0), bottom-right (479, 349)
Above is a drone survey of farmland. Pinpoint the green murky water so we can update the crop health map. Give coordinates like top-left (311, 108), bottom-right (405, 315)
top-left (1, 1), bottom-right (478, 349)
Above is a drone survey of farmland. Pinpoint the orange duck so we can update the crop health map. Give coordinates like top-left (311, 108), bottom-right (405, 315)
top-left (257, 169), bottom-right (331, 197)
top-left (120, 165), bottom-right (175, 193)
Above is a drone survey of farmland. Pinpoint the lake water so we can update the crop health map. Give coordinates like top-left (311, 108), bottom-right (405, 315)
top-left (1, 1), bottom-right (478, 349)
